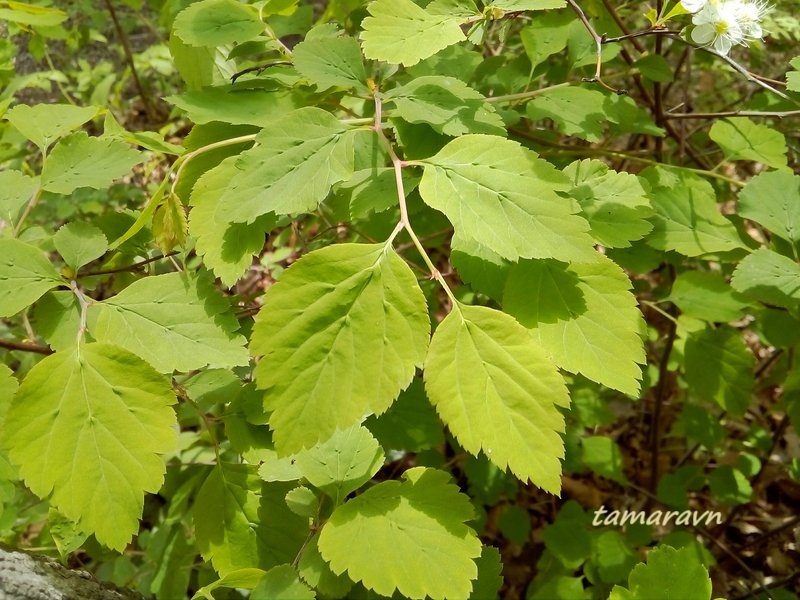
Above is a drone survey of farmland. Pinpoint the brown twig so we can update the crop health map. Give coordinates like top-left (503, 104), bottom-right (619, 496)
top-left (0, 339), bottom-right (53, 355)
top-left (80, 251), bottom-right (179, 277)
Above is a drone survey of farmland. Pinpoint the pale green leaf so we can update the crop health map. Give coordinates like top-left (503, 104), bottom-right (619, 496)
top-left (419, 135), bottom-right (595, 262)
top-left (684, 326), bottom-right (754, 416)
top-left (385, 75), bottom-right (505, 136)
top-left (0, 2), bottom-right (66, 26)
top-left (424, 303), bottom-right (569, 493)
top-left (0, 238), bottom-right (63, 318)
top-left (342, 167), bottom-right (419, 218)
top-left (293, 35), bottom-right (368, 91)
top-left (285, 486), bottom-right (318, 518)
top-left (581, 436), bottom-right (629, 484)
top-left (41, 132), bottom-right (143, 195)
top-left (488, 0), bottom-right (565, 9)
top-left (215, 107), bottom-right (355, 224)
top-left (1, 343), bottom-right (176, 551)
top-left (189, 157), bottom-right (275, 286)
top-left (251, 565), bottom-right (315, 600)
top-left (667, 271), bottom-right (749, 322)
top-left (295, 425), bottom-right (384, 504)
top-left (609, 545), bottom-right (712, 600)
top-left (360, 0), bottom-right (466, 67)
top-left (318, 467), bottom-right (481, 600)
top-left (564, 159), bottom-right (653, 248)
top-left (192, 569), bottom-right (266, 600)
top-left (258, 450), bottom-right (303, 483)
top-left (642, 167), bottom-right (746, 256)
top-left (193, 464), bottom-right (308, 576)
top-left (788, 57), bottom-right (800, 92)
top-left (53, 222), bottom-right (108, 271)
top-left (527, 87), bottom-right (607, 142)
top-left (0, 170), bottom-right (37, 226)
top-left (0, 364), bottom-right (17, 408)
top-left (426, 0), bottom-right (480, 17)
top-left (297, 533), bottom-right (354, 598)
top-left (173, 0), bottom-right (264, 47)
top-left (504, 255), bottom-right (645, 396)
top-left (449, 234), bottom-right (509, 302)
top-left (737, 170), bottom-right (800, 245)
top-left (251, 243), bottom-right (430, 454)
top-left (520, 12), bottom-right (571, 68)
top-left (730, 248), bottom-right (800, 309)
top-left (709, 118), bottom-right (787, 169)
top-left (167, 87), bottom-right (300, 127)
top-left (152, 192), bottom-right (188, 255)
top-left (3, 103), bottom-right (98, 149)
top-left (89, 272), bottom-right (249, 373)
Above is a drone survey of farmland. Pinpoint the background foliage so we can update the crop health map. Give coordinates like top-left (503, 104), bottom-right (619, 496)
top-left (1, 0), bottom-right (799, 599)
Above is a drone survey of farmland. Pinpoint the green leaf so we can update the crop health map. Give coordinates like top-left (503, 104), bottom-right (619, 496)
top-left (360, 0), bottom-right (466, 67)
top-left (634, 55), bottom-right (674, 82)
top-left (592, 530), bottom-right (637, 584)
top-left (527, 87), bottom-right (607, 142)
top-left (709, 118), bottom-right (787, 169)
top-left (642, 167), bottom-right (745, 257)
top-left (0, 364), bottom-right (18, 409)
top-left (730, 248), bottom-right (800, 309)
top-left (0, 2), bottom-right (66, 26)
top-left (564, 159), bottom-right (653, 248)
top-left (503, 255), bottom-right (645, 396)
top-left (0, 238), bottom-right (63, 318)
top-left (0, 170), bottom-right (37, 226)
top-left (296, 425), bottom-right (384, 504)
top-left (419, 135), bottom-right (595, 262)
top-left (424, 303), bottom-right (569, 493)
top-left (152, 193), bottom-right (188, 254)
top-left (33, 291), bottom-right (81, 352)
top-left (3, 103), bottom-right (98, 149)
top-left (173, 0), bottom-right (264, 47)
top-left (41, 132), bottom-right (143, 195)
top-left (193, 464), bottom-right (308, 576)
top-left (666, 271), bottom-right (749, 322)
top-left (683, 326), bottom-right (754, 416)
top-left (293, 35), bottom-right (368, 91)
top-left (251, 243), bottom-right (430, 454)
top-left (609, 545), bottom-right (712, 600)
top-left (738, 170), bottom-right (800, 246)
top-left (469, 545), bottom-right (503, 600)
top-left (53, 222), bottom-right (108, 271)
top-left (89, 272), bottom-right (249, 373)
top-left (385, 75), bottom-right (505, 136)
top-left (192, 569), bottom-right (266, 600)
top-left (189, 157), bottom-right (275, 287)
top-left (167, 87), bottom-right (300, 127)
top-left (251, 565), bottom-right (315, 600)
top-left (1, 343), bottom-right (176, 551)
top-left (285, 486), bottom-right (318, 518)
top-left (318, 467), bottom-right (481, 600)
top-left (581, 436), bottom-right (629, 485)
top-left (708, 465), bottom-right (753, 505)
top-left (214, 107), bottom-right (355, 224)
top-left (297, 533), bottom-right (354, 599)
top-left (520, 11), bottom-right (571, 68)
top-left (788, 56), bottom-right (800, 92)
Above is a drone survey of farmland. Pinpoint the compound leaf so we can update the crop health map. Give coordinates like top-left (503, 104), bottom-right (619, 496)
top-left (215, 107), bottom-right (355, 224)
top-left (293, 35), bottom-right (368, 91)
top-left (194, 464), bottom-right (308, 576)
top-left (89, 271), bottom-right (249, 373)
top-left (173, 0), bottom-right (264, 48)
top-left (0, 238), bottom-right (63, 318)
top-left (737, 170), bottom-right (800, 246)
top-left (503, 255), bottom-right (645, 396)
top-left (251, 243), bottom-right (430, 454)
top-left (41, 132), bottom-right (143, 195)
top-left (360, 0), bottom-right (466, 67)
top-left (424, 303), bottom-right (569, 493)
top-left (1, 343), bottom-right (176, 551)
top-left (419, 135), bottom-right (595, 262)
top-left (318, 467), bottom-right (481, 600)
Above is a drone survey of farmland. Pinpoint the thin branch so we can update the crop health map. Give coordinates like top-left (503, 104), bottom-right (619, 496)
top-left (80, 251), bottom-right (179, 276)
top-left (603, 29), bottom-right (682, 44)
top-left (0, 339), bottom-right (53, 355)
top-left (565, 0), bottom-right (625, 94)
top-left (666, 109), bottom-right (800, 119)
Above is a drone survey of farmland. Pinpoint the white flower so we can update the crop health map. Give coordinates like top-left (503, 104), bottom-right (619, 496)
top-left (681, 0), bottom-right (712, 13)
top-left (736, 0), bottom-right (770, 38)
top-left (691, 1), bottom-right (747, 54)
